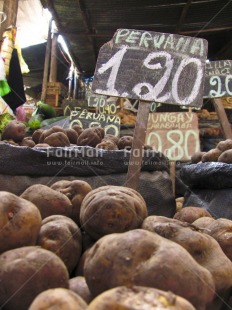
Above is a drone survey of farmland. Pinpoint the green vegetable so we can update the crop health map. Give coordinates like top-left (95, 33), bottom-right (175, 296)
top-left (40, 116), bottom-right (67, 127)
top-left (36, 101), bottom-right (56, 119)
top-left (0, 113), bottom-right (14, 133)
top-left (28, 114), bottom-right (43, 129)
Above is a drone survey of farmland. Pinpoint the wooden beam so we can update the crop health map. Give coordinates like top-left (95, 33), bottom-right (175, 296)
top-left (64, 25), bottom-right (232, 38)
top-left (49, 32), bottom-right (58, 83)
top-left (0, 0), bottom-right (19, 40)
top-left (180, 25), bottom-right (232, 35)
top-left (41, 20), bottom-right (52, 103)
top-left (44, 0), bottom-right (83, 73)
top-left (126, 100), bottom-right (150, 190)
top-left (212, 98), bottom-right (232, 139)
top-left (176, 0), bottom-right (193, 34)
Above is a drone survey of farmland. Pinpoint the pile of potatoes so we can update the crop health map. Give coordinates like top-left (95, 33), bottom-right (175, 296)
top-left (0, 120), bottom-right (152, 151)
top-left (191, 138), bottom-right (232, 163)
top-left (1, 181), bottom-right (232, 309)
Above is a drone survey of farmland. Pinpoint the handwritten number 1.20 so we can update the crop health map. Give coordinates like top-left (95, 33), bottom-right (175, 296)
top-left (96, 47), bottom-right (203, 105)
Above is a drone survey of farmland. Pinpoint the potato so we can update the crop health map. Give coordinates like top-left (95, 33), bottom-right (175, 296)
top-left (20, 137), bottom-right (36, 147)
top-left (203, 218), bottom-right (232, 262)
top-left (218, 149), bottom-right (232, 163)
top-left (192, 217), bottom-right (215, 230)
top-left (0, 246), bottom-right (69, 310)
top-left (0, 191), bottom-right (42, 254)
top-left (216, 139), bottom-right (232, 152)
top-left (201, 148), bottom-right (222, 162)
top-left (32, 128), bottom-right (44, 144)
top-left (84, 229), bottom-right (215, 309)
top-left (142, 216), bottom-right (232, 292)
top-left (20, 184), bottom-right (72, 219)
top-left (174, 206), bottom-right (213, 223)
top-left (87, 286), bottom-right (196, 310)
top-left (69, 276), bottom-right (93, 304)
top-left (96, 140), bottom-right (118, 150)
top-left (51, 180), bottom-right (92, 225)
top-left (65, 128), bottom-right (79, 144)
top-left (34, 143), bottom-right (50, 148)
top-left (80, 185), bottom-right (148, 240)
top-left (77, 127), bottom-right (104, 147)
top-left (37, 215), bottom-right (82, 274)
top-left (118, 135), bottom-right (133, 150)
top-left (29, 288), bottom-right (87, 310)
top-left (102, 133), bottom-right (119, 145)
top-left (44, 132), bottom-right (70, 147)
top-left (74, 247), bottom-right (92, 277)
top-left (191, 151), bottom-right (206, 164)
top-left (1, 120), bottom-right (26, 142)
top-left (39, 125), bottom-right (66, 143)
top-left (175, 197), bottom-right (184, 212)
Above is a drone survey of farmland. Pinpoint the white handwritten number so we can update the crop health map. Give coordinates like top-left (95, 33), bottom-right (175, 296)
top-left (226, 75), bottom-right (232, 96)
top-left (166, 130), bottom-right (184, 160)
top-left (97, 46), bottom-right (128, 96)
top-left (172, 58), bottom-right (203, 105)
top-left (209, 76), bottom-right (226, 97)
top-left (133, 51), bottom-right (173, 101)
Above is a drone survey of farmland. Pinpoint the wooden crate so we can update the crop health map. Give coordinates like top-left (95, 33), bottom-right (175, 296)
top-left (47, 82), bottom-right (67, 96)
top-left (45, 82), bottom-right (68, 107)
top-left (45, 93), bottom-right (60, 107)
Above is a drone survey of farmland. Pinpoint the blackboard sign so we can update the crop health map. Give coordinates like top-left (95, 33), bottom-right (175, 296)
top-left (70, 109), bottom-right (120, 137)
top-left (87, 93), bottom-right (107, 108)
top-left (204, 60), bottom-right (232, 98)
top-left (92, 29), bottom-right (208, 108)
top-left (87, 92), bottom-right (118, 115)
top-left (145, 112), bottom-right (200, 160)
top-left (62, 99), bottom-right (88, 116)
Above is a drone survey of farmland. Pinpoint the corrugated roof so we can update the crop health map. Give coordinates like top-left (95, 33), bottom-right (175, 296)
top-left (41, 0), bottom-right (232, 76)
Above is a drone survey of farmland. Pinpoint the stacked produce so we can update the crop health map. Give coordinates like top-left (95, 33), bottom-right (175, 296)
top-left (1, 180), bottom-right (232, 309)
top-left (0, 120), bottom-right (152, 150)
top-left (191, 138), bottom-right (232, 163)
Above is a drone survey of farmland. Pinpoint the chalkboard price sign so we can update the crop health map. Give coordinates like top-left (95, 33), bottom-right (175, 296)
top-left (70, 109), bottom-right (120, 137)
top-left (204, 60), bottom-right (232, 98)
top-left (87, 92), bottom-right (118, 114)
top-left (146, 112), bottom-right (200, 160)
top-left (92, 29), bottom-right (208, 108)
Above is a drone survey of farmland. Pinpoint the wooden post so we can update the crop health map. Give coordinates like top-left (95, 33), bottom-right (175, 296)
top-left (125, 100), bottom-right (150, 190)
top-left (119, 97), bottom-right (124, 110)
top-left (213, 98), bottom-right (232, 139)
top-left (41, 19), bottom-right (52, 103)
top-left (170, 161), bottom-right (176, 196)
top-left (0, 0), bottom-right (18, 40)
top-left (49, 32), bottom-right (58, 83)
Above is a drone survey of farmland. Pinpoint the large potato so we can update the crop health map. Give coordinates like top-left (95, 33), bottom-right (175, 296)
top-left (20, 184), bottom-right (72, 219)
top-left (69, 276), bottom-right (93, 304)
top-left (80, 186), bottom-right (148, 240)
top-left (29, 288), bottom-right (87, 310)
top-left (1, 120), bottom-right (26, 142)
top-left (174, 206), bottom-right (213, 223)
top-left (142, 216), bottom-right (232, 292)
top-left (0, 191), bottom-right (41, 254)
top-left (84, 229), bottom-right (215, 309)
top-left (216, 139), bottom-right (232, 152)
top-left (87, 286), bottom-right (196, 310)
top-left (0, 246), bottom-right (69, 310)
top-left (51, 180), bottom-right (92, 225)
top-left (218, 149), bottom-right (232, 163)
top-left (202, 218), bottom-right (232, 261)
top-left (37, 215), bottom-right (82, 274)
top-left (192, 217), bottom-right (215, 230)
